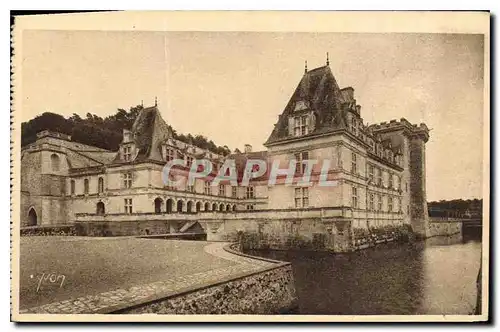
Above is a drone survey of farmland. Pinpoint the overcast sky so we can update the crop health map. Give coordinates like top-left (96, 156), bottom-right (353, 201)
top-left (21, 31), bottom-right (484, 201)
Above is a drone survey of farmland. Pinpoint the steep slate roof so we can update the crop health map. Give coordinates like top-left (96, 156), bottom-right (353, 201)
top-left (265, 65), bottom-right (355, 145)
top-left (131, 106), bottom-right (172, 162)
top-left (228, 150), bottom-right (269, 182)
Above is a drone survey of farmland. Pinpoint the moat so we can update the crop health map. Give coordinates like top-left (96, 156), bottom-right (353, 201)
top-left (246, 232), bottom-right (482, 315)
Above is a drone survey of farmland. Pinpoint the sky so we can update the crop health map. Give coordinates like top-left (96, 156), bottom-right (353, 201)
top-left (21, 31), bottom-right (485, 201)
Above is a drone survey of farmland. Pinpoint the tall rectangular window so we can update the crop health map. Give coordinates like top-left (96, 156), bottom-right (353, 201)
top-left (231, 186), bottom-right (237, 198)
top-left (123, 172), bottom-right (132, 188)
top-left (246, 186), bottom-right (255, 199)
top-left (70, 180), bottom-right (75, 195)
top-left (98, 177), bottom-right (104, 193)
top-left (377, 195), bottom-right (382, 211)
top-left (124, 198), bottom-right (133, 214)
top-left (351, 152), bottom-right (357, 174)
top-left (124, 146), bottom-right (132, 161)
top-left (294, 187), bottom-right (309, 208)
top-left (398, 198), bottom-right (402, 213)
top-left (352, 186), bottom-right (358, 208)
top-left (388, 173), bottom-right (393, 189)
top-left (186, 156), bottom-right (193, 168)
top-left (388, 197), bottom-right (393, 212)
top-left (294, 115), bottom-right (308, 137)
top-left (369, 193), bottom-right (374, 211)
top-left (294, 151), bottom-right (309, 174)
top-left (219, 184), bottom-right (225, 196)
top-left (377, 168), bottom-right (382, 186)
top-left (204, 181), bottom-right (211, 195)
top-left (187, 184), bottom-right (194, 193)
top-left (368, 164), bottom-right (374, 183)
top-left (84, 179), bottom-right (89, 194)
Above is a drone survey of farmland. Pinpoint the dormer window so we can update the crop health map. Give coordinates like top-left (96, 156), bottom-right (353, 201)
top-left (166, 148), bottom-right (175, 162)
top-left (294, 115), bottom-right (308, 137)
top-left (124, 146), bottom-right (132, 161)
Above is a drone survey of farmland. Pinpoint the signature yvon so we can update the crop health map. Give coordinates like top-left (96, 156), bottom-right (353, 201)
top-left (31, 273), bottom-right (66, 292)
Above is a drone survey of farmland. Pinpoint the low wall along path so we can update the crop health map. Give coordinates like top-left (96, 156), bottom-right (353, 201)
top-left (20, 241), bottom-right (297, 315)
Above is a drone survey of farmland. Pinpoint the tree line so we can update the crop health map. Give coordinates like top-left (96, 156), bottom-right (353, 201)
top-left (21, 105), bottom-right (232, 156)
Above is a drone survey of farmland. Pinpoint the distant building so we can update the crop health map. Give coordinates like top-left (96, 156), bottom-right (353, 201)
top-left (21, 60), bottom-right (431, 244)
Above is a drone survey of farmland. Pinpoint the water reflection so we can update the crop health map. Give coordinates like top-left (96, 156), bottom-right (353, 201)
top-left (246, 234), bottom-right (482, 315)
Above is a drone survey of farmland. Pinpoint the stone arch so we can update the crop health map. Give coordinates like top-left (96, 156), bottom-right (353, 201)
top-left (212, 203), bottom-right (217, 211)
top-left (232, 204), bottom-right (237, 211)
top-left (187, 201), bottom-right (193, 213)
top-left (154, 197), bottom-right (164, 214)
top-left (177, 200), bottom-right (184, 213)
top-left (219, 203), bottom-right (225, 212)
top-left (27, 207), bottom-right (37, 226)
top-left (96, 201), bottom-right (105, 215)
top-left (196, 201), bottom-right (201, 212)
top-left (204, 202), bottom-right (210, 211)
top-left (226, 204), bottom-right (231, 211)
top-left (166, 198), bottom-right (174, 214)
top-left (50, 153), bottom-right (60, 172)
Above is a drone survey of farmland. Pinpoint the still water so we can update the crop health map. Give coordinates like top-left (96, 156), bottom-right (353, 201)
top-left (247, 233), bottom-right (482, 315)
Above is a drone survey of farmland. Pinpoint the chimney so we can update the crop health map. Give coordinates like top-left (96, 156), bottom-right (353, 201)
top-left (244, 144), bottom-right (252, 153)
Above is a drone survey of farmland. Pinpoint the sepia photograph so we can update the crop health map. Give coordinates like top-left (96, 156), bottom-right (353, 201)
top-left (10, 11), bottom-right (490, 322)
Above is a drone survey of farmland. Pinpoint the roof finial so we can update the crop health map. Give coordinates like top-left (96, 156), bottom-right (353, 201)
top-left (141, 100), bottom-right (143, 107)
top-left (304, 60), bottom-right (308, 74)
top-left (154, 96), bottom-right (157, 107)
top-left (326, 52), bottom-right (330, 66)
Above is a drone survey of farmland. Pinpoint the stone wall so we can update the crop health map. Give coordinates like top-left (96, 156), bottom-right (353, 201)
top-left (115, 263), bottom-right (297, 314)
top-left (427, 221), bottom-right (462, 238)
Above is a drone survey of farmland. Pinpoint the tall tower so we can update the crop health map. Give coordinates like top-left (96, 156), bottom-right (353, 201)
top-left (409, 124), bottom-right (430, 237)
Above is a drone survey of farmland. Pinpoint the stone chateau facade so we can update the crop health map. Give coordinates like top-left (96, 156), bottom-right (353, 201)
top-left (21, 61), bottom-right (431, 249)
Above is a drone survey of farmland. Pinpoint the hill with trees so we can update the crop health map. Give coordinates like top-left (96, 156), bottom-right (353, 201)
top-left (21, 105), bottom-right (232, 156)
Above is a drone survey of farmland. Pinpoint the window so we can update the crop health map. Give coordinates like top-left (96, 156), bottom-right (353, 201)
top-left (388, 197), bottom-right (393, 212)
top-left (350, 117), bottom-right (357, 134)
top-left (406, 182), bottom-right (408, 192)
top-left (219, 184), bottom-right (225, 196)
top-left (377, 168), bottom-right (382, 186)
top-left (388, 173), bottom-right (393, 189)
top-left (70, 180), bottom-right (75, 195)
top-left (187, 184), bottom-right (194, 193)
top-left (294, 187), bottom-right (309, 208)
top-left (98, 177), bottom-right (104, 193)
top-left (294, 151), bottom-right (309, 174)
top-left (124, 198), bottom-right (133, 214)
top-left (294, 115), bottom-right (308, 137)
top-left (397, 176), bottom-right (401, 190)
top-left (351, 152), bottom-right (357, 174)
top-left (124, 146), bottom-right (132, 161)
top-left (123, 172), bottom-right (133, 188)
top-left (84, 179), bottom-right (89, 194)
top-left (351, 186), bottom-right (358, 209)
top-left (369, 193), bottom-right (374, 211)
top-left (50, 154), bottom-right (60, 172)
top-left (246, 186), bottom-right (255, 199)
top-left (246, 204), bottom-right (255, 210)
top-left (204, 181), bottom-right (211, 195)
top-left (398, 198), bottom-right (402, 213)
top-left (231, 186), bottom-right (237, 198)
top-left (166, 148), bottom-right (174, 162)
top-left (368, 164), bottom-right (374, 183)
top-left (377, 195), bottom-right (382, 211)
top-left (186, 156), bottom-right (193, 168)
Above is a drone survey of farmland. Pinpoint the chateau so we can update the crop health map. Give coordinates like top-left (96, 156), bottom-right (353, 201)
top-left (21, 60), bottom-right (431, 250)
